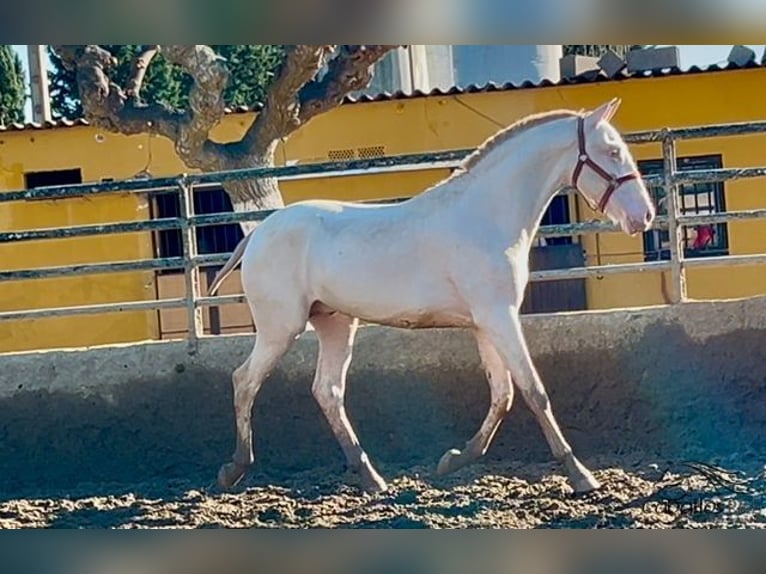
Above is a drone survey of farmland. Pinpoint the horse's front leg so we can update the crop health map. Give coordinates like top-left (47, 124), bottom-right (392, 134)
top-left (437, 330), bottom-right (514, 475)
top-left (473, 305), bottom-right (601, 493)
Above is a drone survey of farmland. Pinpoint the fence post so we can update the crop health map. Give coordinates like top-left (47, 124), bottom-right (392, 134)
top-left (178, 176), bottom-right (205, 353)
top-left (205, 266), bottom-right (222, 335)
top-left (662, 133), bottom-right (687, 303)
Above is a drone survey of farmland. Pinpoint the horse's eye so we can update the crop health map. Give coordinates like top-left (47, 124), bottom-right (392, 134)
top-left (609, 148), bottom-right (621, 158)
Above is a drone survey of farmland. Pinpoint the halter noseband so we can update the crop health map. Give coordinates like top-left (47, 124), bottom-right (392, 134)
top-left (571, 116), bottom-right (640, 213)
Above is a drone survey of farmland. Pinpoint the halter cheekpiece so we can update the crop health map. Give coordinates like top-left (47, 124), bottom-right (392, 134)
top-left (571, 116), bottom-right (640, 213)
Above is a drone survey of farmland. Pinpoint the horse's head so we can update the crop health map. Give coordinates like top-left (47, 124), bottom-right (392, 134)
top-left (571, 98), bottom-right (655, 236)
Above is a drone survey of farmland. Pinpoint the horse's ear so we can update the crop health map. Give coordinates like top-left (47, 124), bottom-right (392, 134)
top-left (588, 98), bottom-right (622, 124)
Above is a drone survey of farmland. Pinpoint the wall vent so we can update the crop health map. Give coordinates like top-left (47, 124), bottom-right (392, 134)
top-left (327, 145), bottom-right (386, 162)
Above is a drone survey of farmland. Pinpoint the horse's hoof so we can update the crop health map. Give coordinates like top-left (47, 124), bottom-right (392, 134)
top-left (360, 468), bottom-right (389, 494)
top-left (436, 448), bottom-right (463, 476)
top-left (572, 472), bottom-right (601, 493)
top-left (217, 462), bottom-right (247, 490)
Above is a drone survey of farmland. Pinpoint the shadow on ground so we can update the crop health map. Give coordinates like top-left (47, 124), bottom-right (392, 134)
top-left (0, 321), bottom-right (763, 508)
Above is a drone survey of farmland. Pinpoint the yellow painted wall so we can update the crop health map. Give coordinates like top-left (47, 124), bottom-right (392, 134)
top-left (547, 70), bottom-right (766, 309)
top-left (0, 128), bottom-right (161, 353)
top-left (0, 119), bottom-right (265, 353)
top-left (2, 66), bottom-right (766, 352)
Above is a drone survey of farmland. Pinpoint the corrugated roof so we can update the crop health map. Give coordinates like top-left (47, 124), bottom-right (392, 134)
top-left (0, 117), bottom-right (90, 132)
top-left (1, 60), bottom-right (763, 133)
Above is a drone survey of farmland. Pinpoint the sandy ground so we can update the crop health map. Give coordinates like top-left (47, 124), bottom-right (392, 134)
top-left (1, 321), bottom-right (764, 529)
top-left (1, 455), bottom-right (764, 529)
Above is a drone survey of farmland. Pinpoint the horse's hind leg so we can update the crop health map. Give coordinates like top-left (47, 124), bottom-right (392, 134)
top-left (309, 312), bottom-right (387, 493)
top-left (437, 330), bottom-right (514, 476)
top-left (217, 309), bottom-right (304, 490)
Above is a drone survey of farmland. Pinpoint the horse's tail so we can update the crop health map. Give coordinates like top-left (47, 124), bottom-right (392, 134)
top-left (207, 229), bottom-right (255, 296)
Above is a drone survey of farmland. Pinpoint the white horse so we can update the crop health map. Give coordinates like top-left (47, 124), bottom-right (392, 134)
top-left (209, 98), bottom-right (655, 494)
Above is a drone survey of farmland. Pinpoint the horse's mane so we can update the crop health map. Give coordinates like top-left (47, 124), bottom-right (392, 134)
top-left (418, 108), bottom-right (585, 197)
top-left (412, 109), bottom-right (585, 199)
top-left (460, 109), bottom-right (583, 171)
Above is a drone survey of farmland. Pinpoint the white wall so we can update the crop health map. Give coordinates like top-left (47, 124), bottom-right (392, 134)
top-left (363, 45), bottom-right (564, 95)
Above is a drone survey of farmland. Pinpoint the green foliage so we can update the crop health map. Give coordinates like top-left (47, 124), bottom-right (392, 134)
top-left (47, 49), bottom-right (80, 118)
top-left (563, 45), bottom-right (643, 58)
top-left (214, 45), bottom-right (286, 108)
top-left (48, 45), bottom-right (286, 119)
top-left (0, 45), bottom-right (26, 125)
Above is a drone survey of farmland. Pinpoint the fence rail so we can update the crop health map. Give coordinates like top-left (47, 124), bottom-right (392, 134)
top-left (3, 118), bottom-right (766, 352)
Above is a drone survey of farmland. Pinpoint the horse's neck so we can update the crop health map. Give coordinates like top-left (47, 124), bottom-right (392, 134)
top-left (450, 119), bottom-right (574, 248)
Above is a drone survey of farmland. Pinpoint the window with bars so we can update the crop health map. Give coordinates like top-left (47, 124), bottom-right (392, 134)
top-left (534, 194), bottom-right (573, 247)
top-left (640, 154), bottom-right (728, 262)
top-left (152, 186), bottom-right (243, 273)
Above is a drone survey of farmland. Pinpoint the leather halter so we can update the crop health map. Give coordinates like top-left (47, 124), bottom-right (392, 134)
top-left (571, 116), bottom-right (640, 213)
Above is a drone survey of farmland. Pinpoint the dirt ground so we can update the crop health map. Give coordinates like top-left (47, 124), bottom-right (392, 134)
top-left (1, 322), bottom-right (764, 529)
top-left (1, 454), bottom-right (764, 529)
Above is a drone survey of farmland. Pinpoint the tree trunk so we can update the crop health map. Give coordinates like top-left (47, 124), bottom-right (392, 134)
top-left (216, 142), bottom-right (284, 235)
top-left (225, 178), bottom-right (283, 234)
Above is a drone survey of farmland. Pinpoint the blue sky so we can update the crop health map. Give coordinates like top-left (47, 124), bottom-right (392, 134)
top-left (10, 45), bottom-right (764, 120)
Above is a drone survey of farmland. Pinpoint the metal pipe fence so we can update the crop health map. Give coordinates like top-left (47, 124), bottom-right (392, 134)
top-left (2, 119), bottom-right (766, 352)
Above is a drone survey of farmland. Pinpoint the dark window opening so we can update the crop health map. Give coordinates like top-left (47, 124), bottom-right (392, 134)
top-left (24, 168), bottom-right (83, 196)
top-left (537, 194), bottom-right (573, 246)
top-left (640, 154), bottom-right (728, 262)
top-left (153, 186), bottom-right (243, 274)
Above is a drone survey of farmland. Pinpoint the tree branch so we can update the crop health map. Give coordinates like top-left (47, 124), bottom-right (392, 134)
top-left (159, 45), bottom-right (230, 168)
top-left (51, 45), bottom-right (229, 171)
top-left (51, 45), bottom-right (182, 141)
top-left (52, 44), bottom-right (115, 102)
top-left (238, 45), bottom-right (397, 157)
top-left (298, 45), bottom-right (399, 124)
top-left (239, 45), bottom-right (335, 154)
top-left (51, 44), bottom-right (397, 212)
top-left (125, 45), bottom-right (159, 101)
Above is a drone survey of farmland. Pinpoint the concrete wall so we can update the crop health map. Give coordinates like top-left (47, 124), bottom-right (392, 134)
top-left (0, 296), bottom-right (764, 492)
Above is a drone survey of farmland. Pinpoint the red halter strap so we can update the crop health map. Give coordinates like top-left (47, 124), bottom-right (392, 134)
top-left (571, 117), bottom-right (640, 213)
